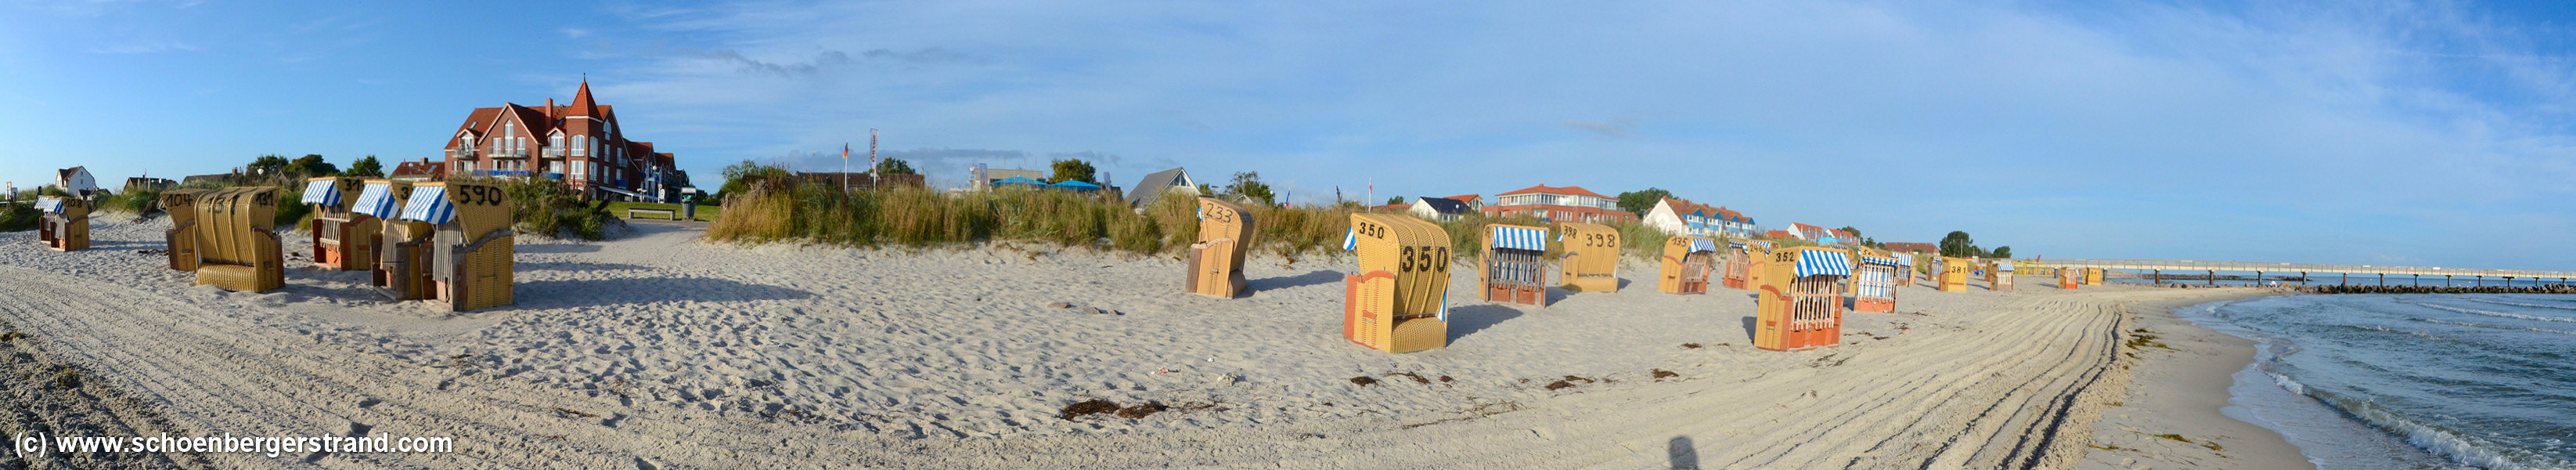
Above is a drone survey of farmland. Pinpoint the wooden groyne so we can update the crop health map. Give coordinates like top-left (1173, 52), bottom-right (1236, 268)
top-left (2301, 284), bottom-right (2576, 295)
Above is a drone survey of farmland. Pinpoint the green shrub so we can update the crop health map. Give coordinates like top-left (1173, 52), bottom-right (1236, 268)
top-left (0, 203), bottom-right (35, 232)
top-left (274, 186), bottom-right (311, 228)
top-left (100, 187), bottom-right (163, 215)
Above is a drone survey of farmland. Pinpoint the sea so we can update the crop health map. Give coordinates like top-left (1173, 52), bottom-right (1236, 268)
top-left (2176, 293), bottom-right (2576, 470)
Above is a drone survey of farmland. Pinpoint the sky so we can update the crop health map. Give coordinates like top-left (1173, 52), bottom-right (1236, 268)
top-left (2, 0), bottom-right (2572, 270)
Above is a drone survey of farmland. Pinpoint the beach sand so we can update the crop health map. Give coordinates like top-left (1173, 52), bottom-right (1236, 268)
top-left (0, 215), bottom-right (2271, 468)
top-left (2077, 294), bottom-right (2313, 470)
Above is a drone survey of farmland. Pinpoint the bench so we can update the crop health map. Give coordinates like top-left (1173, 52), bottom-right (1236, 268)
top-left (625, 207), bottom-right (677, 220)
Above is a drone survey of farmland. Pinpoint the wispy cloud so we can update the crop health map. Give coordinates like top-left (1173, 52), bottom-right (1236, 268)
top-left (1562, 118), bottom-right (1637, 138)
top-left (560, 27), bottom-right (589, 39)
top-left (576, 0), bottom-right (2576, 269)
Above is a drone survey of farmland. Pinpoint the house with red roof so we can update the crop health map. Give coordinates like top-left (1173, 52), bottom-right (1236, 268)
top-left (441, 79), bottom-right (688, 201)
top-left (1480, 184), bottom-right (1635, 224)
top-left (1643, 197), bottom-right (1756, 238)
top-left (1440, 194), bottom-right (1483, 212)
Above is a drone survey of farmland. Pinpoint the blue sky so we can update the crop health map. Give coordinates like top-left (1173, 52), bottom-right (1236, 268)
top-left (3, 1), bottom-right (2571, 270)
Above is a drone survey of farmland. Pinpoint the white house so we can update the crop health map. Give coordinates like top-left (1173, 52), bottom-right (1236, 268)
top-left (56, 166), bottom-right (97, 197)
top-left (1122, 168), bottom-right (1198, 208)
top-left (1642, 197), bottom-right (1753, 238)
top-left (1407, 197), bottom-right (1472, 222)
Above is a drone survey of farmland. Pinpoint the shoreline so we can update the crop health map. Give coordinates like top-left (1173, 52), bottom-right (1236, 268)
top-left (2077, 291), bottom-right (2312, 470)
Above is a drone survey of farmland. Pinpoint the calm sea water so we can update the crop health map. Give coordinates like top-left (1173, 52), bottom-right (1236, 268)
top-left (2182, 295), bottom-right (2576, 470)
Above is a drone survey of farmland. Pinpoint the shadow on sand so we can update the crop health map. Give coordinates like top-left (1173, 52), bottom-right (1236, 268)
top-left (516, 244), bottom-right (606, 255)
top-left (1446, 304), bottom-right (1522, 344)
top-left (511, 277), bottom-right (815, 309)
top-left (1247, 269), bottom-right (1343, 293)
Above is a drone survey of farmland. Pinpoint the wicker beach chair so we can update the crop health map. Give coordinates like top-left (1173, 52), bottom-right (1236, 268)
top-left (1852, 253), bottom-right (1900, 313)
top-left (303, 177), bottom-right (379, 270)
top-left (2084, 268), bottom-right (2104, 286)
top-left (1342, 214), bottom-right (1451, 353)
top-left (367, 180), bottom-right (435, 301)
top-left (402, 181), bottom-right (515, 312)
top-left (191, 187), bottom-right (284, 292)
top-left (1937, 257), bottom-right (1971, 292)
top-left (1897, 253), bottom-right (1918, 287)
top-left (159, 189), bottom-right (207, 270)
top-left (1556, 222), bottom-right (1620, 293)
top-left (35, 196), bottom-right (90, 251)
top-left (1721, 241), bottom-right (1752, 290)
top-left (2059, 268), bottom-right (2081, 290)
top-left (1755, 247), bottom-right (1850, 351)
top-left (1659, 236), bottom-right (1717, 295)
top-left (1480, 224), bottom-right (1551, 306)
top-left (1186, 197), bottom-right (1254, 298)
top-left (1988, 262), bottom-right (2016, 291)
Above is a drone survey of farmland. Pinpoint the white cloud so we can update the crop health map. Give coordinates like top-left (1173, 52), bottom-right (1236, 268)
top-left (583, 0), bottom-right (2576, 269)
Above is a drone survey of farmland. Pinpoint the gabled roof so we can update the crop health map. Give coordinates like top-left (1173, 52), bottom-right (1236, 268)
top-left (1659, 197), bottom-right (1722, 218)
top-left (1495, 184), bottom-right (1609, 199)
top-left (392, 160), bottom-right (446, 178)
top-left (1882, 242), bottom-right (1939, 254)
top-left (58, 166), bottom-right (86, 179)
top-left (1123, 168), bottom-right (1194, 207)
top-left (1418, 197), bottom-right (1470, 215)
top-left (1442, 194), bottom-right (1482, 205)
top-left (1792, 222), bottom-right (1825, 233)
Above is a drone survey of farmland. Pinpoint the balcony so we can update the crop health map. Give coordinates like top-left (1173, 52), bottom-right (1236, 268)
top-left (448, 148), bottom-right (479, 160)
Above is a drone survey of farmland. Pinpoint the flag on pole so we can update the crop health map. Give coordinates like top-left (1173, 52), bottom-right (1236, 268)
top-left (842, 143), bottom-right (849, 161)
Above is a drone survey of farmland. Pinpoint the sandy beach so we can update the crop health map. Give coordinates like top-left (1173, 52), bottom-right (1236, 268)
top-left (2077, 294), bottom-right (2311, 470)
top-left (0, 215), bottom-right (2279, 468)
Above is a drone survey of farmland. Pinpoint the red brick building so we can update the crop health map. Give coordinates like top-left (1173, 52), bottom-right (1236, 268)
top-left (441, 80), bottom-right (686, 201)
top-left (1480, 184), bottom-right (1637, 224)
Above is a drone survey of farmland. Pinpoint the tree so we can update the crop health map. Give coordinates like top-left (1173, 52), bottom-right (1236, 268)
top-left (1386, 197), bottom-right (1403, 205)
top-left (1991, 246), bottom-right (2012, 258)
top-left (1615, 187), bottom-right (1673, 216)
top-left (1940, 231), bottom-right (1976, 258)
top-left (1839, 226), bottom-right (1863, 239)
top-left (1048, 158), bottom-right (1097, 184)
top-left (249, 154), bottom-right (290, 175)
top-left (283, 154), bottom-right (337, 176)
top-left (874, 157), bottom-right (917, 175)
top-left (1224, 172), bottom-right (1274, 206)
top-left (344, 155), bottom-right (385, 177)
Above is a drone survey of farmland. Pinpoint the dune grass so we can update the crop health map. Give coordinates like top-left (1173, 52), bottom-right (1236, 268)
top-left (0, 203), bottom-right (34, 232)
